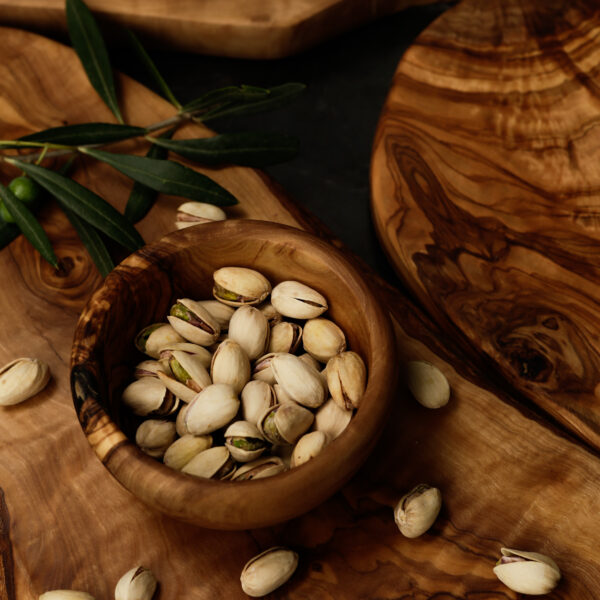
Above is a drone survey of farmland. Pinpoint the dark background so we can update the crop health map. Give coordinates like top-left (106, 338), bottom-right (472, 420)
top-left (109, 3), bottom-right (451, 286)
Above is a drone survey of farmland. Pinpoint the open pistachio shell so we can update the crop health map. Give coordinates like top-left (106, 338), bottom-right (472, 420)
top-left (259, 403), bottom-right (314, 445)
top-left (167, 298), bottom-right (220, 346)
top-left (134, 360), bottom-right (168, 379)
top-left (326, 351), bottom-right (366, 411)
top-left (135, 419), bottom-right (176, 458)
top-left (394, 484), bottom-right (442, 538)
top-left (135, 323), bottom-right (184, 359)
top-left (268, 322), bottom-right (303, 354)
top-left (184, 383), bottom-right (240, 435)
top-left (175, 201), bottom-right (226, 229)
top-left (197, 300), bottom-right (235, 330)
top-left (213, 267), bottom-right (271, 307)
top-left (251, 352), bottom-right (280, 385)
top-left (270, 281), bottom-right (328, 319)
top-left (122, 377), bottom-right (178, 417)
top-left (0, 357), bottom-right (50, 406)
top-left (158, 342), bottom-right (212, 370)
top-left (182, 446), bottom-right (236, 480)
top-left (493, 548), bottom-right (561, 595)
top-left (271, 353), bottom-right (325, 409)
top-left (157, 351), bottom-right (213, 403)
top-left (232, 455), bottom-right (286, 481)
top-left (241, 380), bottom-right (277, 425)
top-left (115, 566), bottom-right (157, 600)
top-left (225, 420), bottom-right (267, 462)
top-left (240, 547), bottom-right (298, 597)
top-left (163, 434), bottom-right (212, 471)
top-left (211, 339), bottom-right (251, 394)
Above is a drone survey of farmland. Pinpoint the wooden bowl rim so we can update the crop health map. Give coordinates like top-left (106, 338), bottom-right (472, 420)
top-left (70, 219), bottom-right (397, 529)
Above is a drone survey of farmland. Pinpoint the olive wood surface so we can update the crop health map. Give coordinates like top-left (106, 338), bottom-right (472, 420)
top-left (371, 0), bottom-right (600, 452)
top-left (0, 0), bottom-right (438, 59)
top-left (70, 220), bottom-right (397, 529)
top-left (0, 25), bottom-right (599, 599)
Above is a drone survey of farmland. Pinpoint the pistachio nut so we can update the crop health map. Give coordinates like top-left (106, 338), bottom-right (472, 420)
top-left (394, 484), bottom-right (442, 538)
top-left (167, 298), bottom-right (220, 346)
top-left (213, 266), bottom-right (271, 307)
top-left (135, 419), bottom-right (177, 458)
top-left (302, 318), bottom-right (346, 363)
top-left (114, 566), bottom-right (157, 600)
top-left (210, 339), bottom-right (251, 394)
top-left (271, 353), bottom-right (325, 408)
top-left (0, 357), bottom-right (50, 406)
top-left (258, 301), bottom-right (282, 325)
top-left (291, 431), bottom-right (329, 468)
top-left (270, 281), bottom-right (328, 319)
top-left (251, 352), bottom-right (279, 385)
top-left (134, 360), bottom-right (168, 379)
top-left (228, 305), bottom-right (270, 360)
top-left (241, 380), bottom-right (277, 425)
top-left (297, 352), bottom-right (321, 371)
top-left (273, 384), bottom-right (295, 405)
top-left (163, 434), bottom-right (212, 471)
top-left (259, 403), bottom-right (314, 445)
top-left (158, 342), bottom-right (212, 370)
top-left (175, 201), bottom-right (226, 229)
top-left (225, 420), bottom-right (268, 462)
top-left (135, 323), bottom-right (184, 359)
top-left (313, 397), bottom-right (352, 440)
top-left (39, 592), bottom-right (95, 600)
top-left (197, 300), bottom-right (235, 330)
top-left (122, 377), bottom-right (179, 417)
top-left (493, 548), bottom-right (561, 595)
top-left (182, 446), bottom-right (236, 480)
top-left (268, 322), bottom-right (302, 354)
top-left (157, 351), bottom-right (212, 403)
top-left (326, 351), bottom-right (366, 411)
top-left (240, 547), bottom-right (298, 597)
top-left (405, 360), bottom-right (450, 409)
top-left (232, 455), bottom-right (286, 480)
top-left (184, 383), bottom-right (240, 435)
top-left (175, 403), bottom-right (190, 437)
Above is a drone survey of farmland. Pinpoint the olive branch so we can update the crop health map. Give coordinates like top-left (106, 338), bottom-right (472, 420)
top-left (0, 0), bottom-right (304, 276)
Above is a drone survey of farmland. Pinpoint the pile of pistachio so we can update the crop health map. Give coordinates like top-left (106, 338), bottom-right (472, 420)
top-left (121, 266), bottom-right (366, 481)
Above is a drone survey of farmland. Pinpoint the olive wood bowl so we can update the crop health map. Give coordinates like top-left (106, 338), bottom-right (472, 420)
top-left (70, 220), bottom-right (396, 530)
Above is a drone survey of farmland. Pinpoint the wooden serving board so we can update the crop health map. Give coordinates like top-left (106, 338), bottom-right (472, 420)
top-left (0, 0), bottom-right (438, 59)
top-left (1, 26), bottom-right (600, 599)
top-left (372, 0), bottom-right (600, 452)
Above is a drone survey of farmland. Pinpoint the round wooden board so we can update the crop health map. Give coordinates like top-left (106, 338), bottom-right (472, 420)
top-left (371, 0), bottom-right (600, 451)
top-left (3, 25), bottom-right (600, 600)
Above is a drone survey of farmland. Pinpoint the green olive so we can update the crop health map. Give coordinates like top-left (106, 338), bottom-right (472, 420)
top-left (8, 176), bottom-right (41, 205)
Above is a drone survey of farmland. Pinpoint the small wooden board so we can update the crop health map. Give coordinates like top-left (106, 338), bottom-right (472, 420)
top-left (372, 0), bottom-right (600, 452)
top-left (0, 0), bottom-right (438, 59)
top-left (0, 26), bottom-right (599, 599)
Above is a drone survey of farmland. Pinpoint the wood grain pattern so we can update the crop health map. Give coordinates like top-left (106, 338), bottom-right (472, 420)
top-left (371, 0), bottom-right (600, 451)
top-left (1, 25), bottom-right (600, 599)
top-left (0, 0), bottom-right (438, 59)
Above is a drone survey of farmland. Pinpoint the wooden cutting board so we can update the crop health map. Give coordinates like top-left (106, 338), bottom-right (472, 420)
top-left (1, 26), bottom-right (600, 599)
top-left (0, 0), bottom-right (438, 59)
top-left (372, 0), bottom-right (600, 452)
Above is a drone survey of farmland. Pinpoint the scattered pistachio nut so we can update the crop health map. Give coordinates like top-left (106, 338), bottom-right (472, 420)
top-left (39, 592), bottom-right (95, 600)
top-left (135, 323), bottom-right (184, 359)
top-left (493, 548), bottom-right (561, 595)
top-left (405, 360), bottom-right (450, 409)
top-left (167, 298), bottom-right (220, 346)
top-left (0, 357), bottom-right (50, 406)
top-left (163, 434), bottom-right (212, 471)
top-left (114, 566), bottom-right (157, 600)
top-left (270, 281), bottom-right (328, 319)
top-left (213, 267), bottom-right (271, 307)
top-left (175, 201), bottom-right (226, 229)
top-left (291, 430), bottom-right (329, 468)
top-left (394, 484), bottom-right (442, 538)
top-left (240, 547), bottom-right (298, 597)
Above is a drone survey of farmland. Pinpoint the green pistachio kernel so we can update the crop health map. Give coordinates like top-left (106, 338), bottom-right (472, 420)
top-left (170, 303), bottom-right (192, 322)
top-left (231, 437), bottom-right (266, 451)
top-left (262, 410), bottom-right (284, 444)
top-left (135, 323), bottom-right (163, 352)
top-left (169, 358), bottom-right (191, 384)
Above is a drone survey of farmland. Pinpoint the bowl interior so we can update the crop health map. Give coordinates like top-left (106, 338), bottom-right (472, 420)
top-left (71, 220), bottom-right (396, 529)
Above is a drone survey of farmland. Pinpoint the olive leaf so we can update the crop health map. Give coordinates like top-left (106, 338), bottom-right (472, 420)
top-left (126, 29), bottom-right (181, 109)
top-left (180, 85), bottom-right (269, 115)
top-left (80, 148), bottom-right (238, 206)
top-left (125, 128), bottom-right (174, 223)
top-left (66, 0), bottom-right (123, 123)
top-left (0, 184), bottom-right (58, 268)
top-left (147, 132), bottom-right (299, 167)
top-left (62, 207), bottom-right (114, 276)
top-left (7, 159), bottom-right (144, 252)
top-left (19, 123), bottom-right (146, 146)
